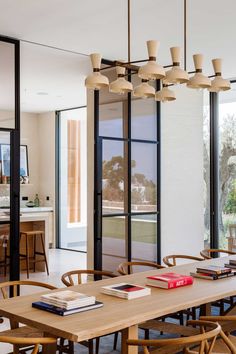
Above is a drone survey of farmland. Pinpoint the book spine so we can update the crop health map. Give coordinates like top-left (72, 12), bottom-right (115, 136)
top-left (32, 304), bottom-right (64, 316)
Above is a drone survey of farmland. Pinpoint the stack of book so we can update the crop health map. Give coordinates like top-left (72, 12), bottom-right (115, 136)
top-left (32, 290), bottom-right (103, 316)
top-left (146, 273), bottom-right (193, 289)
top-left (224, 259), bottom-right (236, 269)
top-left (190, 265), bottom-right (236, 280)
top-left (101, 283), bottom-right (151, 299)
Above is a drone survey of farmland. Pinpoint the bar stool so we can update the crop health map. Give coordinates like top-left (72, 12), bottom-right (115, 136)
top-left (0, 234), bottom-right (9, 276)
top-left (19, 230), bottom-right (49, 278)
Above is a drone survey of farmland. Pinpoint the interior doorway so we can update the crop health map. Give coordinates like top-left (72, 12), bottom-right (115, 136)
top-left (57, 107), bottom-right (87, 252)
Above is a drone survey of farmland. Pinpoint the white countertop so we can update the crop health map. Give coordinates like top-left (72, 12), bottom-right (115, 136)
top-left (0, 207), bottom-right (53, 222)
top-left (0, 207), bottom-right (53, 219)
top-left (20, 207), bottom-right (53, 213)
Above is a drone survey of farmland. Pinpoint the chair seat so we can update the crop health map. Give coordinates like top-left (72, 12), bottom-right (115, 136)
top-left (209, 334), bottom-right (236, 353)
top-left (140, 320), bottom-right (200, 336)
top-left (145, 344), bottom-right (188, 353)
top-left (0, 325), bottom-right (44, 339)
top-left (185, 334), bottom-right (236, 353)
top-left (148, 336), bottom-right (236, 354)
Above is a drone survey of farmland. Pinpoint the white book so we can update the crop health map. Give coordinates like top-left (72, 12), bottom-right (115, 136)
top-left (40, 290), bottom-right (95, 309)
top-left (101, 283), bottom-right (151, 300)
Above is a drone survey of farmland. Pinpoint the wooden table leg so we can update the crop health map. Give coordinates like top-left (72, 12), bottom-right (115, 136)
top-left (200, 302), bottom-right (212, 316)
top-left (121, 325), bottom-right (138, 354)
top-left (42, 342), bottom-right (57, 354)
top-left (42, 333), bottom-right (57, 354)
top-left (225, 304), bottom-right (236, 315)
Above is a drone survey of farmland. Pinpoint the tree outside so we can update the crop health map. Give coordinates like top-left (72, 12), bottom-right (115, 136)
top-left (203, 106), bottom-right (236, 248)
top-left (102, 155), bottom-right (157, 211)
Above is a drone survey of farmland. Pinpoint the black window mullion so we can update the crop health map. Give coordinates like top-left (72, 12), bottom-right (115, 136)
top-left (127, 87), bottom-right (132, 262)
top-left (156, 79), bottom-right (161, 264)
top-left (209, 92), bottom-right (219, 250)
top-left (94, 90), bottom-right (103, 271)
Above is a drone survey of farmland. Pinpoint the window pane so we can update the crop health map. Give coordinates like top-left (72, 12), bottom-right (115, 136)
top-left (0, 223), bottom-right (10, 281)
top-left (132, 214), bottom-right (157, 262)
top-left (99, 102), bottom-right (124, 138)
top-left (0, 131), bottom-right (11, 210)
top-left (131, 142), bottom-right (157, 212)
top-left (219, 88), bottom-right (236, 250)
top-left (102, 140), bottom-right (127, 215)
top-left (102, 216), bottom-right (127, 272)
top-left (0, 41), bottom-right (15, 129)
top-left (0, 131), bottom-right (11, 281)
top-left (131, 98), bottom-right (157, 141)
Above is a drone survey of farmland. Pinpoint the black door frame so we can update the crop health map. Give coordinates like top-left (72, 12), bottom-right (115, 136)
top-left (0, 35), bottom-right (20, 281)
top-left (93, 80), bottom-right (161, 270)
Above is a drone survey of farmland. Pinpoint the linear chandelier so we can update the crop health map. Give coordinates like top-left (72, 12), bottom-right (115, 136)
top-left (85, 1), bottom-right (231, 102)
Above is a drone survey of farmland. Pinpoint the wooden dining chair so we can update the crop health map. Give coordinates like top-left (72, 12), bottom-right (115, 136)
top-left (163, 254), bottom-right (204, 267)
top-left (0, 332), bottom-right (57, 354)
top-left (0, 334), bottom-right (57, 354)
top-left (0, 280), bottom-right (89, 354)
top-left (199, 315), bottom-right (236, 353)
top-left (199, 250), bottom-right (236, 315)
top-left (200, 251), bottom-right (236, 316)
top-left (117, 261), bottom-right (165, 275)
top-left (61, 269), bottom-right (116, 287)
top-left (0, 280), bottom-right (56, 300)
top-left (127, 320), bottom-right (222, 354)
top-left (200, 248), bottom-right (236, 259)
top-left (0, 280), bottom-right (58, 354)
top-left (61, 269), bottom-right (117, 354)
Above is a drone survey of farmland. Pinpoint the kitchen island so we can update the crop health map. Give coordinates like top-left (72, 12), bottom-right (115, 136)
top-left (0, 207), bottom-right (54, 274)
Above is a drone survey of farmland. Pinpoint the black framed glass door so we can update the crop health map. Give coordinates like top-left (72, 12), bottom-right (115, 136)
top-left (0, 35), bottom-right (20, 282)
top-left (94, 71), bottom-right (160, 272)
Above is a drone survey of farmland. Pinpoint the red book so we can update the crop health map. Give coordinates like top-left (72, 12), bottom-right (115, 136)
top-left (146, 272), bottom-right (193, 289)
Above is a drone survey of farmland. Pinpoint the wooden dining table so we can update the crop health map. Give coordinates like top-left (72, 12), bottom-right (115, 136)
top-left (0, 256), bottom-right (236, 354)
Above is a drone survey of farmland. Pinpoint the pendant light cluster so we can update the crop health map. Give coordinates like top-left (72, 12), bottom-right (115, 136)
top-left (85, 40), bottom-right (231, 102)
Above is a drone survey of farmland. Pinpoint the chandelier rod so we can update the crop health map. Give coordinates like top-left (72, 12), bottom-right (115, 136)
top-left (184, 0), bottom-right (187, 70)
top-left (128, 0), bottom-right (131, 62)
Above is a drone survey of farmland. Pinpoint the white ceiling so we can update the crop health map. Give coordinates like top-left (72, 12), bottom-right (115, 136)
top-left (0, 0), bottom-right (235, 112)
top-left (20, 43), bottom-right (89, 112)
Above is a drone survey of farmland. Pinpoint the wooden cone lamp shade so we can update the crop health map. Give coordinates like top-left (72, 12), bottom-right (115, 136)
top-left (165, 47), bottom-right (189, 84)
top-left (85, 53), bottom-right (109, 90)
top-left (138, 40), bottom-right (165, 80)
top-left (187, 54), bottom-right (211, 89)
top-left (209, 58), bottom-right (231, 92)
top-left (109, 64), bottom-right (133, 94)
top-left (155, 85), bottom-right (176, 102)
top-left (133, 80), bottom-right (155, 98)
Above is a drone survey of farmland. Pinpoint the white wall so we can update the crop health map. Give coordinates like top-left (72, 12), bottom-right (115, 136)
top-left (20, 112), bottom-right (55, 213)
top-left (37, 112), bottom-right (55, 209)
top-left (20, 112), bottom-right (40, 201)
top-left (161, 86), bottom-right (204, 258)
top-left (37, 112), bottom-right (56, 246)
top-left (21, 111), bottom-right (56, 245)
